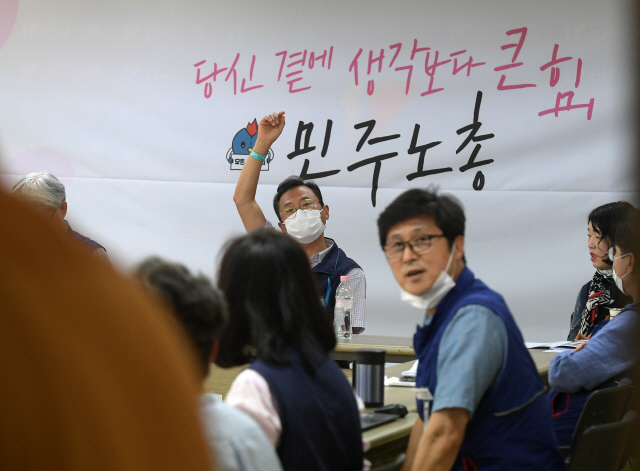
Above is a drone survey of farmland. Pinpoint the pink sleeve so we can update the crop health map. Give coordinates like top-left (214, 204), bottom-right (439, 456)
top-left (225, 369), bottom-right (282, 446)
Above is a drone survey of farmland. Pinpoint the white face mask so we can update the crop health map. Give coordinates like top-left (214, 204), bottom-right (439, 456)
top-left (612, 256), bottom-right (630, 294)
top-left (283, 209), bottom-right (326, 244)
top-left (400, 248), bottom-right (456, 311)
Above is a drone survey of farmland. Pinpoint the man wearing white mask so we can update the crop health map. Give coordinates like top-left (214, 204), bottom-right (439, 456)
top-left (233, 112), bottom-right (366, 334)
top-left (377, 188), bottom-right (564, 471)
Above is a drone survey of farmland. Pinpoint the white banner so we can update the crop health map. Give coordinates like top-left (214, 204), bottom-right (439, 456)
top-left (0, 0), bottom-right (637, 340)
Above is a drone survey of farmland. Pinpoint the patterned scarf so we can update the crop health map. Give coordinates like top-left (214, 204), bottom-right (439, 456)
top-left (578, 268), bottom-right (613, 337)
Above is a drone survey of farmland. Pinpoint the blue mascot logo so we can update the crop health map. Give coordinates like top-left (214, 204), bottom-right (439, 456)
top-left (226, 119), bottom-right (274, 171)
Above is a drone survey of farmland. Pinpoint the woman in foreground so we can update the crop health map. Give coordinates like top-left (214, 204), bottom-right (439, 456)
top-left (216, 229), bottom-right (363, 471)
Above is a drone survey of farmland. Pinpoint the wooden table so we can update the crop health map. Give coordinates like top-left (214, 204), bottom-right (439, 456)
top-left (332, 335), bottom-right (416, 363)
top-left (332, 335), bottom-right (558, 384)
top-left (529, 349), bottom-right (560, 387)
top-left (204, 350), bottom-right (559, 398)
top-left (203, 364), bottom-right (247, 398)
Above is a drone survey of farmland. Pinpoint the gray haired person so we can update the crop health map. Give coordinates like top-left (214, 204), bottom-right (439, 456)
top-left (12, 172), bottom-right (108, 258)
top-left (135, 257), bottom-right (283, 471)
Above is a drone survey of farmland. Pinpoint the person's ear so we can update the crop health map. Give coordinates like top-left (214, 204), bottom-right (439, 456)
top-left (627, 253), bottom-right (635, 275)
top-left (278, 221), bottom-right (287, 234)
top-left (208, 339), bottom-right (220, 364)
top-left (322, 204), bottom-right (329, 221)
top-left (59, 201), bottom-right (67, 218)
top-left (453, 235), bottom-right (465, 262)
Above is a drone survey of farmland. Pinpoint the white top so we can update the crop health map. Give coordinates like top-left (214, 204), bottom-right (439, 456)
top-left (200, 393), bottom-right (283, 471)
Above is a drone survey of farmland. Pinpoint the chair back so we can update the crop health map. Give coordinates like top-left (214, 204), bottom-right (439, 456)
top-left (571, 378), bottom-right (633, 445)
top-left (566, 410), bottom-right (637, 471)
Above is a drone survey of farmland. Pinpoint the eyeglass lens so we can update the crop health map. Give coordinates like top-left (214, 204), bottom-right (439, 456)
top-left (282, 198), bottom-right (316, 216)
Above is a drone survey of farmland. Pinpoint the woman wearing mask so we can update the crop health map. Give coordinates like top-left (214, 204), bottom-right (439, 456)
top-left (216, 229), bottom-right (363, 471)
top-left (568, 201), bottom-right (634, 341)
top-left (549, 208), bottom-right (640, 446)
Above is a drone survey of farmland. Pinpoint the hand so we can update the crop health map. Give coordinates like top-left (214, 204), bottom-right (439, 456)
top-left (253, 111), bottom-right (285, 154)
top-left (574, 332), bottom-right (591, 342)
top-left (572, 341), bottom-right (588, 352)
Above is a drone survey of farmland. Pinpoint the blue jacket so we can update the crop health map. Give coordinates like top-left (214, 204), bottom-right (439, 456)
top-left (312, 238), bottom-right (360, 320)
top-left (414, 267), bottom-right (564, 470)
top-left (250, 351), bottom-right (363, 471)
top-left (550, 302), bottom-right (640, 446)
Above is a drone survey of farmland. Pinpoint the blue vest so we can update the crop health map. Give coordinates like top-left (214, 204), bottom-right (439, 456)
top-left (312, 238), bottom-right (361, 320)
top-left (250, 351), bottom-right (363, 471)
top-left (414, 267), bottom-right (564, 471)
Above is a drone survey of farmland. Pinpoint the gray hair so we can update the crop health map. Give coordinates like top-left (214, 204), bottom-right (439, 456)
top-left (12, 172), bottom-right (66, 210)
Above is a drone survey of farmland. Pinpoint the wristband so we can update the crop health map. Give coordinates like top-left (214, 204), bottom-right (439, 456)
top-left (249, 150), bottom-right (267, 162)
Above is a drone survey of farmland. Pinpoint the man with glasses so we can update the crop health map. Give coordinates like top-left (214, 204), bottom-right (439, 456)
top-left (377, 188), bottom-right (563, 471)
top-left (233, 112), bottom-right (366, 333)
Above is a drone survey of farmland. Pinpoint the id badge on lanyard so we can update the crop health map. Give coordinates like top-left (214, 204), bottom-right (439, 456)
top-left (415, 387), bottom-right (433, 430)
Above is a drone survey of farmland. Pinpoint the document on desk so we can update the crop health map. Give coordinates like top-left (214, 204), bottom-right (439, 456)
top-left (525, 341), bottom-right (587, 352)
top-left (385, 360), bottom-right (418, 387)
top-left (402, 360), bottom-right (418, 377)
top-left (386, 377), bottom-right (416, 387)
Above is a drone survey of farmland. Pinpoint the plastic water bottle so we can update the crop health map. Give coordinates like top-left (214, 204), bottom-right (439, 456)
top-left (334, 275), bottom-right (353, 339)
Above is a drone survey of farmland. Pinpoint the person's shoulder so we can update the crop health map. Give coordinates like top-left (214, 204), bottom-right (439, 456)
top-left (201, 394), bottom-right (282, 471)
top-left (329, 238), bottom-right (362, 268)
top-left (454, 303), bottom-right (498, 319)
top-left (202, 394), bottom-right (267, 435)
top-left (611, 304), bottom-right (640, 328)
top-left (448, 304), bottom-right (505, 339)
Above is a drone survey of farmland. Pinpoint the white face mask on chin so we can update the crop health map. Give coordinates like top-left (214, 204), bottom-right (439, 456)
top-left (400, 248), bottom-right (456, 311)
top-left (283, 209), bottom-right (326, 245)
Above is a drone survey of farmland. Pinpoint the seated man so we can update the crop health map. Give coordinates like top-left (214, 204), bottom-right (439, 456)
top-left (233, 111), bottom-right (365, 333)
top-left (548, 208), bottom-right (640, 447)
top-left (12, 172), bottom-right (108, 258)
top-left (135, 257), bottom-right (283, 471)
top-left (377, 188), bottom-right (564, 471)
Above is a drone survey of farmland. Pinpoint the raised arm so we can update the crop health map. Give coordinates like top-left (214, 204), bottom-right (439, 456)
top-left (233, 111), bottom-right (286, 232)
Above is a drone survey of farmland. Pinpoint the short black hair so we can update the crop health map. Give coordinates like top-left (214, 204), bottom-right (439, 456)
top-left (377, 187), bottom-right (465, 251)
top-left (588, 201), bottom-right (636, 247)
top-left (272, 175), bottom-right (324, 222)
top-left (135, 257), bottom-right (228, 379)
top-left (216, 229), bottom-right (335, 375)
top-left (613, 208), bottom-right (640, 259)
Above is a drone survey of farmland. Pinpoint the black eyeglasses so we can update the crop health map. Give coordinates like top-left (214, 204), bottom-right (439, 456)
top-left (384, 234), bottom-right (445, 260)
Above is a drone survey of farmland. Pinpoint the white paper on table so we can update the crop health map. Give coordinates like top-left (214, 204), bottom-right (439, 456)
top-left (386, 376), bottom-right (416, 387)
top-left (525, 341), bottom-right (586, 350)
top-left (402, 360), bottom-right (419, 377)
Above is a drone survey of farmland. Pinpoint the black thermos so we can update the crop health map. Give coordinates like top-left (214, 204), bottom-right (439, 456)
top-left (353, 348), bottom-right (386, 408)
